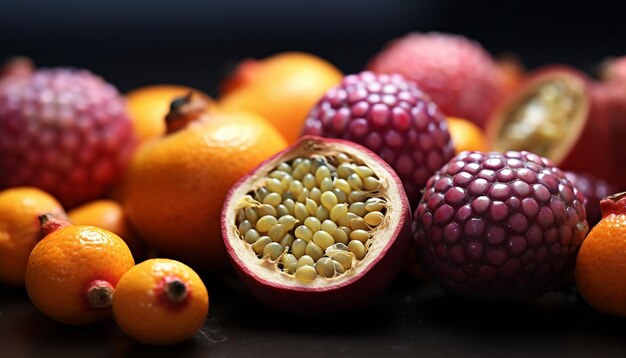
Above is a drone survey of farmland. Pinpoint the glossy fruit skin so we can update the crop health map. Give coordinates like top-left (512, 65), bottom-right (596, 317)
top-left (303, 71), bottom-right (455, 207)
top-left (413, 151), bottom-right (588, 301)
top-left (113, 259), bottom-right (209, 345)
top-left (221, 136), bottom-right (412, 314)
top-left (220, 52), bottom-right (343, 144)
top-left (0, 187), bottom-right (65, 285)
top-left (25, 224), bottom-right (135, 325)
top-left (367, 32), bottom-right (503, 127)
top-left (123, 112), bottom-right (287, 271)
top-left (575, 192), bottom-right (626, 317)
top-left (565, 172), bottom-right (617, 227)
top-left (126, 85), bottom-right (212, 145)
top-left (0, 67), bottom-right (135, 208)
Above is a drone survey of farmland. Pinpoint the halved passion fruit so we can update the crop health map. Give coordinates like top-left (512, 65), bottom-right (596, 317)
top-left (221, 135), bottom-right (411, 314)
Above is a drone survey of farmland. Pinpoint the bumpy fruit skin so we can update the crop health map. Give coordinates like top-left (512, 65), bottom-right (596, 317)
top-left (0, 68), bottom-right (135, 208)
top-left (565, 171), bottom-right (617, 227)
top-left (367, 32), bottom-right (503, 128)
top-left (413, 151), bottom-right (588, 301)
top-left (303, 71), bottom-right (455, 207)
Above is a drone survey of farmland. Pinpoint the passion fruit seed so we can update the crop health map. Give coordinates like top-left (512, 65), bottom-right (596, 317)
top-left (235, 154), bottom-right (388, 283)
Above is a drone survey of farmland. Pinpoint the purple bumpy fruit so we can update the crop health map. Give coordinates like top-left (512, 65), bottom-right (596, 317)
top-left (303, 71), bottom-right (455, 207)
top-left (0, 67), bottom-right (135, 207)
top-left (413, 151), bottom-right (588, 301)
top-left (565, 171), bottom-right (617, 227)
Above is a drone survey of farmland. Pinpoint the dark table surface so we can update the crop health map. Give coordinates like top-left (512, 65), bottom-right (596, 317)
top-left (2, 273), bottom-right (625, 358)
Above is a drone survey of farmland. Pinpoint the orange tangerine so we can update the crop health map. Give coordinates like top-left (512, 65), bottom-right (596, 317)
top-left (112, 258), bottom-right (209, 345)
top-left (447, 116), bottom-right (491, 154)
top-left (0, 187), bottom-right (66, 286)
top-left (25, 215), bottom-right (135, 325)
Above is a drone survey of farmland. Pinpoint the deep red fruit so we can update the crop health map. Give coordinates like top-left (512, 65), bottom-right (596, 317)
top-left (367, 32), bottom-right (503, 128)
top-left (222, 136), bottom-right (411, 314)
top-left (413, 151), bottom-right (588, 301)
top-left (0, 67), bottom-right (135, 207)
top-left (565, 171), bottom-right (618, 227)
top-left (303, 71), bottom-right (455, 207)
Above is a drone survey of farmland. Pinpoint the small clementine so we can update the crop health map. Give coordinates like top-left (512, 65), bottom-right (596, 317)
top-left (25, 215), bottom-right (135, 325)
top-left (113, 258), bottom-right (209, 345)
top-left (447, 117), bottom-right (491, 154)
top-left (575, 192), bottom-right (626, 317)
top-left (0, 187), bottom-right (66, 286)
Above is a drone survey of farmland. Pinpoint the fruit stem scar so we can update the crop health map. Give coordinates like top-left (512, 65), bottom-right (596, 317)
top-left (165, 91), bottom-right (208, 134)
top-left (86, 280), bottom-right (114, 308)
top-left (165, 277), bottom-right (188, 303)
top-left (600, 191), bottom-right (626, 218)
top-left (38, 213), bottom-right (71, 240)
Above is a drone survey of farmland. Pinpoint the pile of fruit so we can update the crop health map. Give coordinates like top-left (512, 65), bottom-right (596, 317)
top-left (2, 32), bottom-right (626, 345)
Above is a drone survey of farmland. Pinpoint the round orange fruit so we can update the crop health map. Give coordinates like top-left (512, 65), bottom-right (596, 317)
top-left (219, 52), bottom-right (343, 144)
top-left (126, 85), bottom-right (213, 145)
top-left (447, 117), bottom-right (491, 154)
top-left (112, 258), bottom-right (209, 345)
top-left (25, 216), bottom-right (135, 325)
top-left (123, 96), bottom-right (288, 270)
top-left (68, 199), bottom-right (145, 260)
top-left (0, 187), bottom-right (66, 286)
top-left (575, 192), bottom-right (626, 317)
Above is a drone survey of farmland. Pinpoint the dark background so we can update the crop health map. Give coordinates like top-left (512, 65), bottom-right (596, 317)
top-left (1, 0), bottom-right (625, 96)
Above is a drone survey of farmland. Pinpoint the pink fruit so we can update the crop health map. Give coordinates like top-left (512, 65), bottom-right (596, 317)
top-left (0, 65), bottom-right (135, 207)
top-left (413, 151), bottom-right (588, 301)
top-left (600, 56), bottom-right (626, 84)
top-left (221, 135), bottom-right (411, 314)
top-left (367, 32), bottom-right (503, 127)
top-left (303, 71), bottom-right (455, 207)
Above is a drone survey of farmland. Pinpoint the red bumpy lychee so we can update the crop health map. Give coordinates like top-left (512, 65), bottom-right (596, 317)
top-left (303, 71), bottom-right (455, 207)
top-left (565, 171), bottom-right (617, 227)
top-left (367, 32), bottom-right (503, 128)
top-left (0, 65), bottom-right (135, 207)
top-left (413, 151), bottom-right (588, 301)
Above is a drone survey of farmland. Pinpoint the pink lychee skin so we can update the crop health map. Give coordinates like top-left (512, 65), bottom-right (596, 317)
top-left (0, 68), bottom-right (135, 208)
top-left (367, 32), bottom-right (504, 128)
top-left (565, 171), bottom-right (618, 227)
top-left (601, 56), bottom-right (626, 84)
top-left (221, 136), bottom-right (412, 314)
top-left (303, 71), bottom-right (455, 207)
top-left (413, 151), bottom-right (588, 302)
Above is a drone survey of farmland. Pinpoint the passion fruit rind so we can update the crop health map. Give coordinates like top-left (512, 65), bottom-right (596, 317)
top-left (222, 135), bottom-right (411, 314)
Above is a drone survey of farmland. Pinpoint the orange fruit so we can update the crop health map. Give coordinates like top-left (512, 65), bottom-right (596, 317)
top-left (575, 192), bottom-right (626, 317)
top-left (123, 102), bottom-right (288, 271)
top-left (447, 117), bottom-right (491, 154)
top-left (112, 258), bottom-right (209, 345)
top-left (25, 217), bottom-right (135, 325)
top-left (126, 85), bottom-right (213, 145)
top-left (0, 187), bottom-right (66, 286)
top-left (68, 199), bottom-right (145, 260)
top-left (219, 52), bottom-right (343, 144)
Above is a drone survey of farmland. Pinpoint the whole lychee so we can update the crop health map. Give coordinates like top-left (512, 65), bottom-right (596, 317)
top-left (565, 171), bottom-right (617, 227)
top-left (0, 66), bottom-right (135, 207)
top-left (302, 71), bottom-right (455, 207)
top-left (367, 32), bottom-right (503, 128)
top-left (413, 151), bottom-right (588, 301)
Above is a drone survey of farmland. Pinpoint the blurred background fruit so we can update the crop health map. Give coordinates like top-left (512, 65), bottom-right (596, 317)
top-left (565, 171), bottom-right (618, 227)
top-left (367, 32), bottom-right (504, 128)
top-left (67, 199), bottom-right (145, 260)
top-left (126, 84), bottom-right (213, 146)
top-left (494, 55), bottom-right (526, 98)
top-left (123, 96), bottom-right (287, 271)
top-left (26, 216), bottom-right (134, 325)
top-left (219, 52), bottom-right (343, 143)
top-left (575, 192), bottom-right (626, 317)
top-left (446, 117), bottom-right (491, 154)
top-left (0, 187), bottom-right (66, 286)
top-left (113, 258), bottom-right (209, 345)
top-left (0, 64), bottom-right (135, 208)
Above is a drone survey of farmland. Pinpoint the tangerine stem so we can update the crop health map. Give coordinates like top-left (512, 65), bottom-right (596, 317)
top-left (600, 191), bottom-right (626, 218)
top-left (38, 213), bottom-right (71, 240)
top-left (86, 280), bottom-right (114, 309)
top-left (165, 278), bottom-right (188, 303)
top-left (164, 92), bottom-right (208, 134)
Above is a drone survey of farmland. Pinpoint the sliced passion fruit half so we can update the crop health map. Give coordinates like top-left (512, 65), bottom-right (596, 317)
top-left (487, 65), bottom-right (591, 165)
top-left (221, 135), bottom-right (411, 314)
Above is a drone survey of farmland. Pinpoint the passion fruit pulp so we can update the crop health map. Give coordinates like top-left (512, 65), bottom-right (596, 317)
top-left (221, 136), bottom-right (411, 314)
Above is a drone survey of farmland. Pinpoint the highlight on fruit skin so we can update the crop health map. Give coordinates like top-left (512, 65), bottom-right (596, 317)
top-left (575, 192), bottom-right (626, 317)
top-left (413, 150), bottom-right (588, 301)
top-left (112, 258), bottom-right (209, 345)
top-left (25, 214), bottom-right (135, 325)
top-left (0, 62), bottom-right (136, 208)
top-left (221, 135), bottom-right (411, 314)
